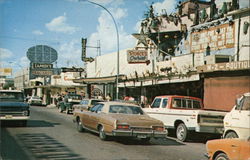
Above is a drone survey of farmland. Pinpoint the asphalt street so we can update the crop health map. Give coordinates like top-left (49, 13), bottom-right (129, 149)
top-left (0, 106), bottom-right (208, 160)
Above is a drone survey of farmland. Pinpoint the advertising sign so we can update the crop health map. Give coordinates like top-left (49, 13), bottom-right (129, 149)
top-left (197, 60), bottom-right (250, 73)
top-left (32, 63), bottom-right (53, 69)
top-left (31, 70), bottom-right (53, 76)
top-left (61, 67), bottom-right (85, 72)
top-left (0, 68), bottom-right (12, 76)
top-left (127, 50), bottom-right (148, 63)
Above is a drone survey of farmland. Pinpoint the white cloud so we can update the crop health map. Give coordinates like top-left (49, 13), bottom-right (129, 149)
top-left (32, 30), bottom-right (44, 35)
top-left (19, 57), bottom-right (30, 68)
top-left (0, 48), bottom-right (13, 59)
top-left (58, 40), bottom-right (83, 67)
top-left (153, 0), bottom-right (177, 15)
top-left (46, 13), bottom-right (77, 34)
top-left (88, 7), bottom-right (135, 56)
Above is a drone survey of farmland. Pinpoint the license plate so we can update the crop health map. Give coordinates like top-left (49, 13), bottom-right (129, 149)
top-left (5, 115), bottom-right (13, 119)
top-left (137, 135), bottom-right (147, 138)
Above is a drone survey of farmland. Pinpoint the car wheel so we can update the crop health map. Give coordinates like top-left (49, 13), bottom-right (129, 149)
top-left (58, 107), bottom-right (63, 113)
top-left (215, 152), bottom-right (229, 160)
top-left (141, 137), bottom-right (151, 143)
top-left (65, 108), bottom-right (69, 114)
top-left (76, 118), bottom-right (84, 132)
top-left (224, 131), bottom-right (238, 139)
top-left (176, 123), bottom-right (188, 142)
top-left (99, 126), bottom-right (108, 141)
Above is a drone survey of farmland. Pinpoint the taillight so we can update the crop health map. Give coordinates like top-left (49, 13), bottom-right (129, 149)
top-left (152, 126), bottom-right (164, 132)
top-left (117, 124), bottom-right (130, 130)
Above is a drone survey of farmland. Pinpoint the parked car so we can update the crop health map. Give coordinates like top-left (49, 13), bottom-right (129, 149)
top-left (58, 93), bottom-right (82, 114)
top-left (73, 101), bottom-right (167, 141)
top-left (223, 92), bottom-right (250, 139)
top-left (0, 90), bottom-right (30, 126)
top-left (205, 138), bottom-right (250, 160)
top-left (143, 95), bottom-right (227, 141)
top-left (28, 96), bottom-right (43, 106)
top-left (72, 99), bottom-right (105, 111)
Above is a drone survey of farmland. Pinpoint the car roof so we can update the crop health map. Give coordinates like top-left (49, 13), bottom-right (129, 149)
top-left (0, 90), bottom-right (23, 93)
top-left (99, 101), bottom-right (140, 107)
top-left (154, 95), bottom-right (202, 100)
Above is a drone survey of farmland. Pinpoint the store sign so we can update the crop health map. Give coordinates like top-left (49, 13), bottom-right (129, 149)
top-left (61, 67), bottom-right (85, 72)
top-left (32, 63), bottom-right (53, 69)
top-left (197, 60), bottom-right (250, 73)
top-left (31, 70), bottom-right (53, 76)
top-left (127, 50), bottom-right (148, 63)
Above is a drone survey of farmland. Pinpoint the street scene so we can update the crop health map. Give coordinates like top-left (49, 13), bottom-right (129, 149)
top-left (0, 0), bottom-right (250, 160)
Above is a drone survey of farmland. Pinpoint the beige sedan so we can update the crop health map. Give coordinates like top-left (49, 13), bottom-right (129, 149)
top-left (73, 101), bottom-right (167, 141)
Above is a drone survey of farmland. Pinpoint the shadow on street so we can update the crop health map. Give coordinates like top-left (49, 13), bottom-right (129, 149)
top-left (0, 130), bottom-right (86, 160)
top-left (0, 120), bottom-right (60, 128)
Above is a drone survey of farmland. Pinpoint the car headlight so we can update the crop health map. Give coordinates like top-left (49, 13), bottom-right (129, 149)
top-left (23, 110), bottom-right (29, 116)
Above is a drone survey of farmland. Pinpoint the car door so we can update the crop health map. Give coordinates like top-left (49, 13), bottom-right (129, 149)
top-left (230, 96), bottom-right (250, 131)
top-left (88, 104), bottom-right (104, 130)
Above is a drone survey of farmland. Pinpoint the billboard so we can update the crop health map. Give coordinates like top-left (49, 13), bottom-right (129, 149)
top-left (127, 50), bottom-right (148, 63)
top-left (0, 68), bottom-right (12, 76)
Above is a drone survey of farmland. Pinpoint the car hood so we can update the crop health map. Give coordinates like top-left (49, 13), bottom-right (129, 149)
top-left (0, 102), bottom-right (29, 108)
top-left (108, 114), bottom-right (163, 126)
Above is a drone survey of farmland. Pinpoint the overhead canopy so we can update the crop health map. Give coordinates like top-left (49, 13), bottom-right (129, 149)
top-left (73, 75), bottom-right (126, 84)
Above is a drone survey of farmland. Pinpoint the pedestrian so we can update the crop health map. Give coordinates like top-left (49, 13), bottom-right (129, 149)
top-left (105, 94), bottom-right (111, 101)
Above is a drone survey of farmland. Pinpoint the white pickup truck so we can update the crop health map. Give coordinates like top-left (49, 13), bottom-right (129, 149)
top-left (143, 95), bottom-right (227, 142)
top-left (223, 92), bottom-right (250, 139)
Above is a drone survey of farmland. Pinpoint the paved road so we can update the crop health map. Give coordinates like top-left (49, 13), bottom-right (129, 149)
top-left (0, 106), bottom-right (209, 160)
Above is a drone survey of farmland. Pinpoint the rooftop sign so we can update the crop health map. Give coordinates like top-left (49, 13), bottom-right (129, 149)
top-left (27, 45), bottom-right (58, 63)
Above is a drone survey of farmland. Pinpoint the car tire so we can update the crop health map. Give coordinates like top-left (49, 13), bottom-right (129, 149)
top-left (76, 119), bottom-right (84, 132)
top-left (141, 137), bottom-right (151, 143)
top-left (215, 152), bottom-right (229, 160)
top-left (58, 107), bottom-right (63, 113)
top-left (65, 108), bottom-right (69, 114)
top-left (99, 126), bottom-right (108, 141)
top-left (176, 123), bottom-right (188, 142)
top-left (224, 131), bottom-right (238, 139)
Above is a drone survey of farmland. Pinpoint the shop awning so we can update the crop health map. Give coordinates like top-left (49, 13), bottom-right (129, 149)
top-left (73, 75), bottom-right (126, 84)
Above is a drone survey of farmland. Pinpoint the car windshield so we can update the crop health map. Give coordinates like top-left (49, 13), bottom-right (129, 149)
top-left (32, 96), bottom-right (41, 100)
top-left (109, 105), bottom-right (144, 115)
top-left (68, 95), bottom-right (82, 100)
top-left (0, 92), bottom-right (24, 102)
top-left (91, 100), bottom-right (104, 105)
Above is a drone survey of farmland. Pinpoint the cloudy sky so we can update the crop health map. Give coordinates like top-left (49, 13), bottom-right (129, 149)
top-left (0, 0), bottom-right (249, 73)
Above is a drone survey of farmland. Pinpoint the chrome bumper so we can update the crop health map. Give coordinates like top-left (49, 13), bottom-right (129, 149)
top-left (112, 130), bottom-right (168, 138)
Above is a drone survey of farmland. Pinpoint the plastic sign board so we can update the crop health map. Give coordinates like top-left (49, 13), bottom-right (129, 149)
top-left (61, 67), bottom-right (85, 72)
top-left (127, 50), bottom-right (148, 63)
top-left (32, 63), bottom-right (53, 69)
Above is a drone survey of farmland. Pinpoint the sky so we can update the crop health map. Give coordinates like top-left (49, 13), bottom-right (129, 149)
top-left (0, 0), bottom-right (249, 74)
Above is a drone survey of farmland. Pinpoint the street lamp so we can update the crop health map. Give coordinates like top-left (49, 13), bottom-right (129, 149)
top-left (79, 0), bottom-right (120, 100)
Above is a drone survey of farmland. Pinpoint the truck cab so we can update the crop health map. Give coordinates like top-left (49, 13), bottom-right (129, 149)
top-left (0, 90), bottom-right (30, 126)
top-left (223, 92), bottom-right (250, 139)
top-left (143, 95), bottom-right (226, 142)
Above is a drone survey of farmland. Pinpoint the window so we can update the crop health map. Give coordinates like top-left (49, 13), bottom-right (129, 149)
top-left (172, 98), bottom-right (182, 108)
top-left (187, 99), bottom-right (192, 108)
top-left (109, 105), bottom-right (144, 115)
top-left (182, 99), bottom-right (187, 108)
top-left (162, 99), bottom-right (168, 108)
top-left (0, 92), bottom-right (24, 102)
top-left (242, 96), bottom-right (250, 110)
top-left (193, 100), bottom-right (201, 109)
top-left (91, 100), bottom-right (103, 105)
top-left (151, 98), bottom-right (161, 108)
